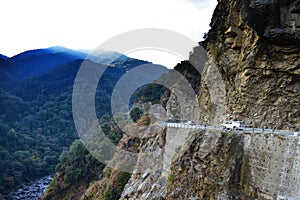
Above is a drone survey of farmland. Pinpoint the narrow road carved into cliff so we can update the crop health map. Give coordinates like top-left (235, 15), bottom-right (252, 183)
top-left (164, 122), bottom-right (299, 137)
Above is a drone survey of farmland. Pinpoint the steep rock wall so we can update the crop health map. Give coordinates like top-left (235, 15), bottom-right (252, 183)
top-left (197, 0), bottom-right (300, 129)
top-left (242, 133), bottom-right (300, 199)
top-left (120, 128), bottom-right (300, 199)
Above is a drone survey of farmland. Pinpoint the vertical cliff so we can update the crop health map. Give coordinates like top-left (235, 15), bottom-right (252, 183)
top-left (198, 0), bottom-right (300, 129)
top-left (120, 127), bottom-right (299, 199)
top-left (241, 133), bottom-right (300, 199)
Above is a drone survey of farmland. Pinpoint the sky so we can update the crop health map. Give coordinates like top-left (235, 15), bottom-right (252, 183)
top-left (0, 0), bottom-right (217, 67)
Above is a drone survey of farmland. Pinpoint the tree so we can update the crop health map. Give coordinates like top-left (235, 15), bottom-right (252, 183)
top-left (130, 107), bottom-right (143, 123)
top-left (58, 140), bottom-right (104, 185)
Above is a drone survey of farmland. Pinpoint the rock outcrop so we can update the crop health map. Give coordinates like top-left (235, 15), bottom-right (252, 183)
top-left (198, 0), bottom-right (300, 130)
top-left (120, 127), bottom-right (300, 199)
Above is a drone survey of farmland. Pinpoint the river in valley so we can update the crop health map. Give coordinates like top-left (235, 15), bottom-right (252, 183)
top-left (10, 175), bottom-right (53, 200)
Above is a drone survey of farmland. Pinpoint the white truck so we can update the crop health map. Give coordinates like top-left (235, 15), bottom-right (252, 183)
top-left (185, 121), bottom-right (196, 125)
top-left (223, 121), bottom-right (246, 130)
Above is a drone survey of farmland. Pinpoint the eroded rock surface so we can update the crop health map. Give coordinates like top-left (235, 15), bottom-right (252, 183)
top-left (197, 0), bottom-right (300, 130)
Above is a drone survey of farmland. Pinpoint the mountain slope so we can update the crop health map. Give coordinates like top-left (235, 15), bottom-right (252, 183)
top-left (7, 47), bottom-right (87, 81)
top-left (0, 54), bottom-right (8, 60)
top-left (0, 57), bottom-right (15, 89)
top-left (6, 46), bottom-right (131, 82)
top-left (0, 47), bottom-right (150, 198)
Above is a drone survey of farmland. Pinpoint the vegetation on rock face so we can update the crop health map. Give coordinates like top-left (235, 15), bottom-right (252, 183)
top-left (131, 84), bottom-right (169, 105)
top-left (102, 170), bottom-right (131, 200)
top-left (136, 113), bottom-right (151, 126)
top-left (166, 172), bottom-right (175, 185)
top-left (173, 61), bottom-right (202, 94)
top-left (130, 107), bottom-right (143, 122)
top-left (80, 168), bottom-right (131, 200)
top-left (42, 140), bottom-right (104, 200)
top-left (42, 117), bottom-right (128, 200)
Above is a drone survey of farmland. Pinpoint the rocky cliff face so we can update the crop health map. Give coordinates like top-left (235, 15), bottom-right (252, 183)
top-left (120, 127), bottom-right (300, 199)
top-left (119, 0), bottom-right (300, 199)
top-left (120, 128), bottom-right (242, 199)
top-left (197, 0), bottom-right (300, 130)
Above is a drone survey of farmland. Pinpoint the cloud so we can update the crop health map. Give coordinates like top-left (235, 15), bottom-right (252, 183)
top-left (0, 0), bottom-right (217, 59)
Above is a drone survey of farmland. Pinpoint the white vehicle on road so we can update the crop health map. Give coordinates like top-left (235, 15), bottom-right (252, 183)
top-left (223, 121), bottom-right (246, 130)
top-left (185, 121), bottom-right (196, 125)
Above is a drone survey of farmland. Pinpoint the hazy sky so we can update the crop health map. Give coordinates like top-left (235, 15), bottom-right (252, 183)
top-left (0, 0), bottom-right (217, 66)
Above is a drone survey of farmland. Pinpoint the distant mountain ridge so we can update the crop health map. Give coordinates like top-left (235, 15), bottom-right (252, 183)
top-left (0, 54), bottom-right (8, 60)
top-left (7, 47), bottom-right (87, 82)
top-left (2, 46), bottom-right (131, 84)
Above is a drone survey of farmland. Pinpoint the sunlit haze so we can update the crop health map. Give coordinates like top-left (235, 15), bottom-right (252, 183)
top-left (0, 0), bottom-right (217, 68)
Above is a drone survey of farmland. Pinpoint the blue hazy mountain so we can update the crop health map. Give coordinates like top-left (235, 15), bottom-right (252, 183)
top-left (0, 54), bottom-right (8, 60)
top-left (80, 48), bottom-right (129, 64)
top-left (0, 57), bottom-right (14, 89)
top-left (5, 46), bottom-right (129, 82)
top-left (7, 47), bottom-right (87, 81)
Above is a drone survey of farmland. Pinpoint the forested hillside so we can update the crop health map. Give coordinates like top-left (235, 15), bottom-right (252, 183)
top-left (0, 47), bottom-right (148, 198)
